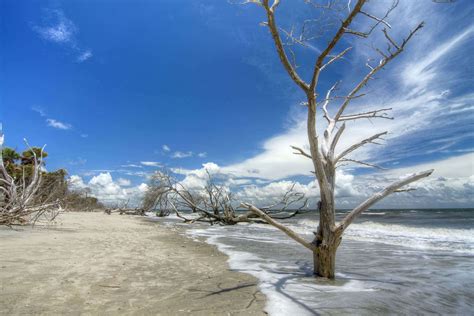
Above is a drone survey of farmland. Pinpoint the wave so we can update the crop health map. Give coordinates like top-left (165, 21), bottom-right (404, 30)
top-left (288, 219), bottom-right (474, 254)
top-left (188, 227), bottom-right (378, 316)
top-left (185, 217), bottom-right (474, 315)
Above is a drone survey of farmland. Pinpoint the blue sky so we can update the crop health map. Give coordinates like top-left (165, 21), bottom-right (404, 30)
top-left (1, 0), bottom-right (473, 207)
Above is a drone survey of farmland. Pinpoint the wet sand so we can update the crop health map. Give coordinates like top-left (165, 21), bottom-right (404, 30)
top-left (0, 212), bottom-right (266, 315)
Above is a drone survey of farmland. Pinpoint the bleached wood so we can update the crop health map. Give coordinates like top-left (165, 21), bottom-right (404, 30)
top-left (0, 128), bottom-right (61, 226)
top-left (335, 131), bottom-right (388, 162)
top-left (241, 202), bottom-right (316, 251)
top-left (241, 0), bottom-right (431, 279)
top-left (337, 169), bottom-right (434, 233)
top-left (261, 0), bottom-right (309, 91)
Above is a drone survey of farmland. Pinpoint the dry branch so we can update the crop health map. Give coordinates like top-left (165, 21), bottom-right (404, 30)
top-left (243, 0), bottom-right (432, 278)
top-left (0, 128), bottom-right (62, 226)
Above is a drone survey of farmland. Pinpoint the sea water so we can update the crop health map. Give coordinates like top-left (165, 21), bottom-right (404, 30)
top-left (158, 209), bottom-right (474, 315)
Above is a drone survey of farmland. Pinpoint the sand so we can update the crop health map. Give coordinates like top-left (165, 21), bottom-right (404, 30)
top-left (0, 212), bottom-right (266, 315)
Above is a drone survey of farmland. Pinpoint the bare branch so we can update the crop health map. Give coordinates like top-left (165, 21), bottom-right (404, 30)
top-left (338, 107), bottom-right (393, 121)
top-left (334, 22), bottom-right (424, 120)
top-left (338, 158), bottom-right (386, 170)
top-left (321, 81), bottom-right (340, 122)
top-left (344, 1), bottom-right (399, 38)
top-left (290, 145), bottom-right (312, 159)
top-left (0, 128), bottom-right (61, 226)
top-left (337, 169), bottom-right (433, 233)
top-left (320, 47), bottom-right (352, 71)
top-left (394, 187), bottom-right (417, 193)
top-left (382, 28), bottom-right (400, 50)
top-left (241, 202), bottom-right (317, 251)
top-left (310, 0), bottom-right (366, 91)
top-left (360, 10), bottom-right (392, 29)
top-left (329, 123), bottom-right (345, 155)
top-left (335, 131), bottom-right (387, 162)
top-left (261, 0), bottom-right (309, 91)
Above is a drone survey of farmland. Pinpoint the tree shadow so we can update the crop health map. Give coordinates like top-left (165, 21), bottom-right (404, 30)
top-left (201, 282), bottom-right (257, 298)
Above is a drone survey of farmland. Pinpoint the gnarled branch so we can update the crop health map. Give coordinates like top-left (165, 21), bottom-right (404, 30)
top-left (336, 169), bottom-right (433, 234)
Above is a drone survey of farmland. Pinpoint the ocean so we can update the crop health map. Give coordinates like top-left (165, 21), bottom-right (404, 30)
top-left (156, 209), bottom-right (474, 315)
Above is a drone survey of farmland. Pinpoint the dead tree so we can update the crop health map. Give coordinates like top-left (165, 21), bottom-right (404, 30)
top-left (105, 199), bottom-right (146, 216)
top-left (0, 127), bottom-right (61, 226)
top-left (240, 0), bottom-right (433, 278)
top-left (145, 170), bottom-right (308, 225)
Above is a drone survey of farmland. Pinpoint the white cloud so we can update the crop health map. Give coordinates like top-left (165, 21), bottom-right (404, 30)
top-left (138, 183), bottom-right (149, 193)
top-left (402, 25), bottom-right (474, 96)
top-left (69, 173), bottom-right (147, 206)
top-left (233, 153), bottom-right (474, 208)
top-left (121, 164), bottom-right (143, 168)
top-left (34, 10), bottom-right (76, 43)
top-left (68, 175), bottom-right (87, 191)
top-left (68, 157), bottom-right (87, 166)
top-left (172, 162), bottom-right (220, 177)
top-left (34, 9), bottom-right (93, 62)
top-left (77, 49), bottom-right (92, 62)
top-left (172, 151), bottom-right (193, 159)
top-left (140, 161), bottom-right (161, 167)
top-left (163, 150), bottom-right (473, 208)
top-left (146, 1), bottom-right (473, 209)
top-left (172, 162), bottom-right (221, 190)
top-left (387, 153), bottom-right (474, 179)
top-left (213, 3), bottom-right (473, 183)
top-left (46, 118), bottom-right (72, 130)
top-left (80, 133), bottom-right (88, 138)
top-left (32, 108), bottom-right (75, 131)
top-left (198, 152), bottom-right (207, 158)
top-left (32, 106), bottom-right (46, 117)
top-left (162, 144), bottom-right (171, 152)
top-left (117, 178), bottom-right (131, 186)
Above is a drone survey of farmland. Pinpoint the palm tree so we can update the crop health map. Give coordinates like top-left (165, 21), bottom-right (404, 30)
top-left (21, 147), bottom-right (48, 165)
top-left (2, 147), bottom-right (20, 165)
top-left (2, 147), bottom-right (21, 176)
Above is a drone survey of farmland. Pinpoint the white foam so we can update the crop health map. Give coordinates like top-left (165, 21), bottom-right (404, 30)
top-left (188, 227), bottom-right (378, 316)
top-left (287, 219), bottom-right (474, 254)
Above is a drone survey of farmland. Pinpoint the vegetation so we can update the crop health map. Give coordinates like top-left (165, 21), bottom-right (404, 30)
top-left (0, 130), bottom-right (103, 225)
top-left (0, 130), bottom-right (60, 225)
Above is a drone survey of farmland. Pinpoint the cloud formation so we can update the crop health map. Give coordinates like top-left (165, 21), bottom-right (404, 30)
top-left (171, 153), bottom-right (473, 208)
top-left (171, 151), bottom-right (193, 159)
top-left (69, 173), bottom-right (147, 205)
top-left (33, 107), bottom-right (73, 130)
top-left (46, 118), bottom-right (72, 130)
top-left (77, 49), bottom-right (93, 62)
top-left (140, 161), bottom-right (161, 167)
top-left (34, 9), bottom-right (92, 63)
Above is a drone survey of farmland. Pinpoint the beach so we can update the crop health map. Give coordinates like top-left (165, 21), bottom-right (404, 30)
top-left (187, 209), bottom-right (474, 315)
top-left (1, 209), bottom-right (473, 316)
top-left (0, 212), bottom-right (265, 315)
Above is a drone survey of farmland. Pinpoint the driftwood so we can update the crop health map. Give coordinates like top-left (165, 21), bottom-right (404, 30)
top-left (142, 171), bottom-right (309, 225)
top-left (0, 127), bottom-right (62, 226)
top-left (240, 0), bottom-right (433, 278)
top-left (104, 199), bottom-right (146, 216)
top-left (104, 208), bottom-right (145, 216)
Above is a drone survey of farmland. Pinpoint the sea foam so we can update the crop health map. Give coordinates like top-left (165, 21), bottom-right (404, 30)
top-left (287, 219), bottom-right (474, 254)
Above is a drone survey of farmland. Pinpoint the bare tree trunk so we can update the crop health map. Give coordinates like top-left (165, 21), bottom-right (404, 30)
top-left (241, 0), bottom-right (432, 279)
top-left (312, 202), bottom-right (339, 278)
top-left (314, 245), bottom-right (337, 279)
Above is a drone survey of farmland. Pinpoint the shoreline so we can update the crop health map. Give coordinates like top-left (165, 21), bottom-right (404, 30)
top-left (0, 212), bottom-right (266, 315)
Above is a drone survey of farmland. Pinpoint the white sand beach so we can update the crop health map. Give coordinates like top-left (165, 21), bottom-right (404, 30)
top-left (0, 212), bottom-right (265, 315)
